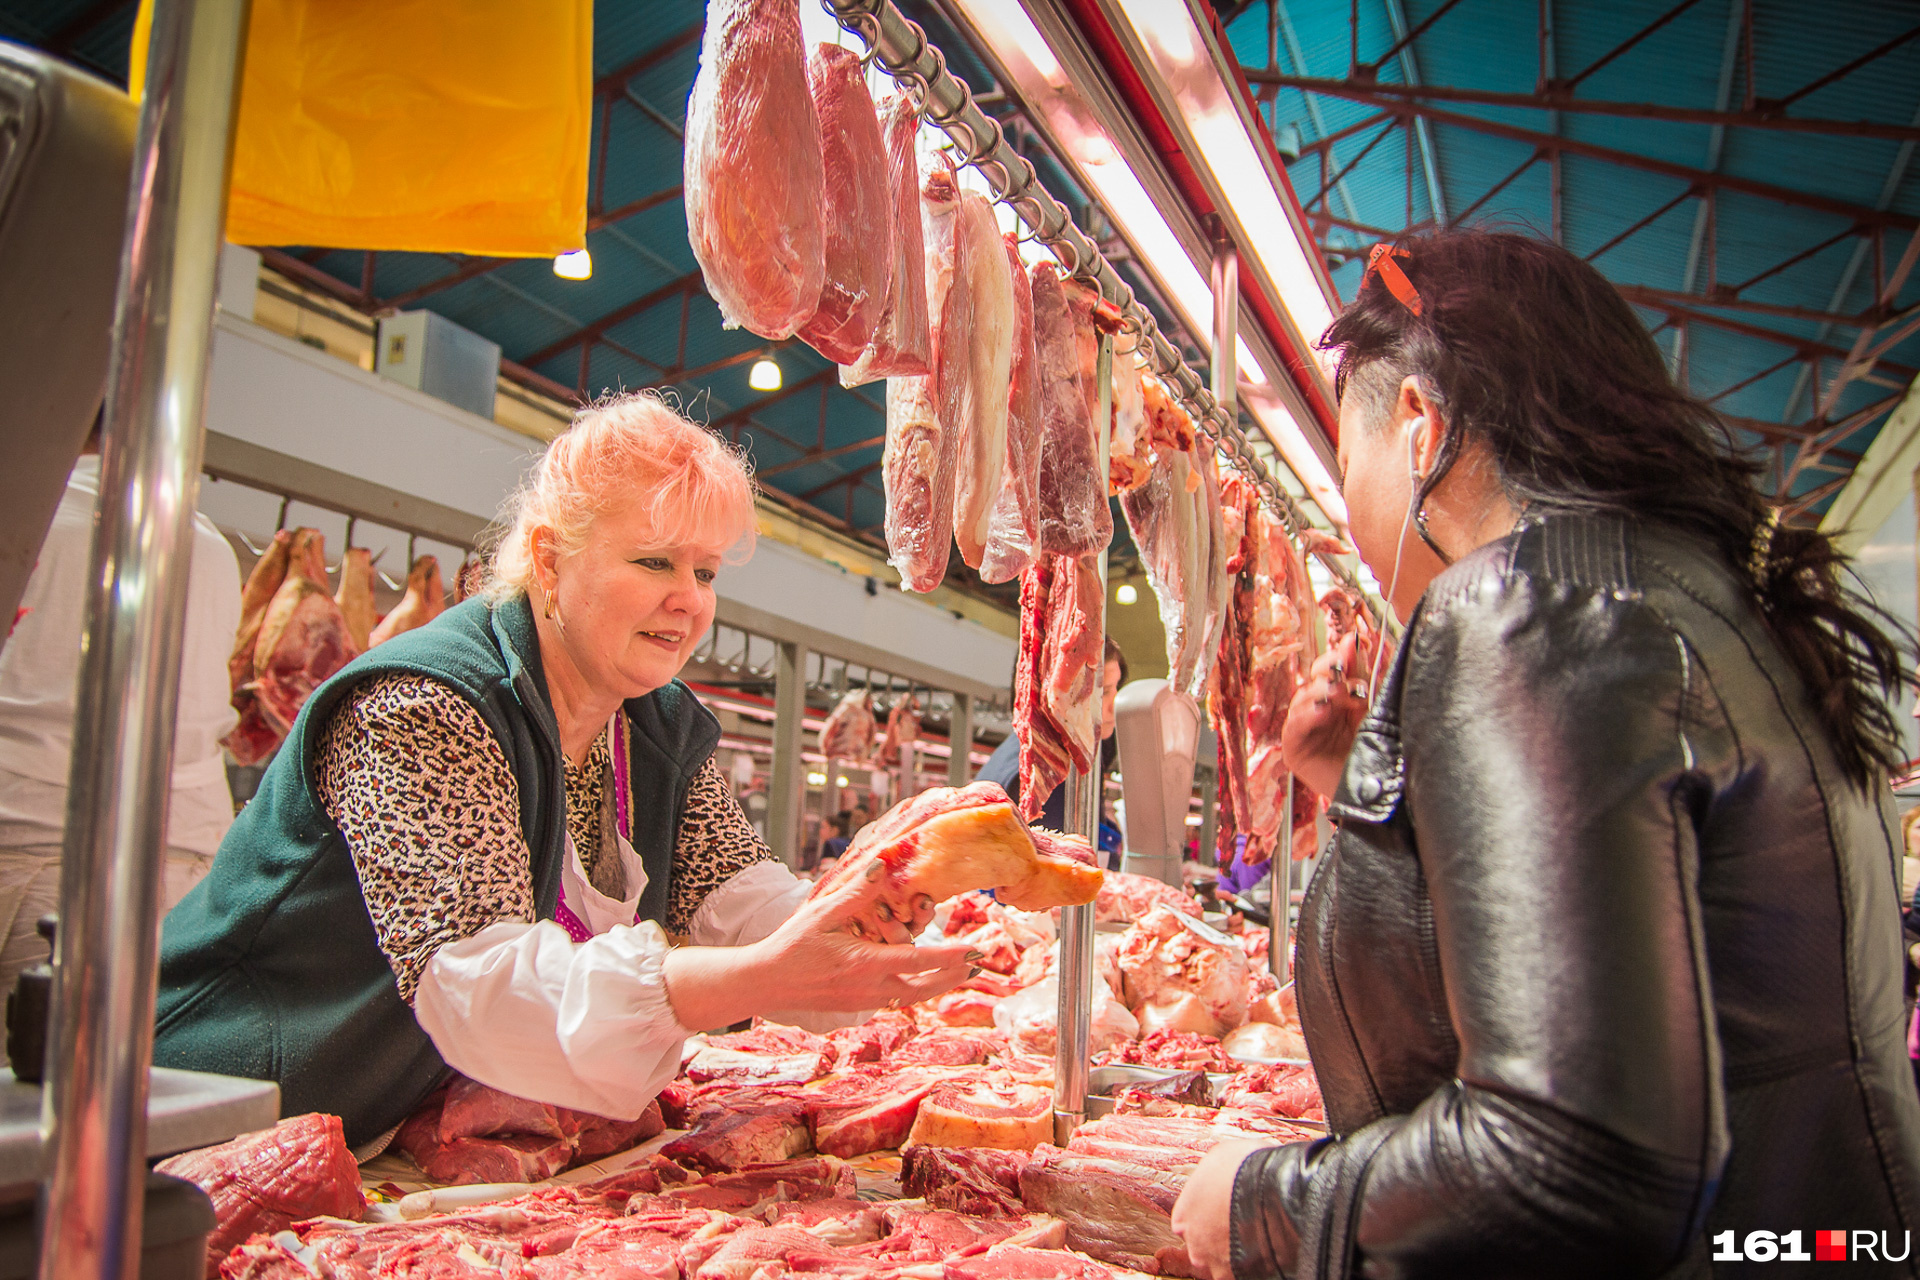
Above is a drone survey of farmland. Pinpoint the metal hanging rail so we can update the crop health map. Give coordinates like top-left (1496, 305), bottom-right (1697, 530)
top-left (823, 0), bottom-right (1376, 609)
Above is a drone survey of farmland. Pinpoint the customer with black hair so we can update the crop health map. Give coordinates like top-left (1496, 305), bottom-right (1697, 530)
top-left (1172, 230), bottom-right (1920, 1278)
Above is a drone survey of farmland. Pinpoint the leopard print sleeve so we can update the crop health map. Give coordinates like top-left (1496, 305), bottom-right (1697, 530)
top-left (666, 757), bottom-right (777, 937)
top-left (314, 674), bottom-right (534, 1003)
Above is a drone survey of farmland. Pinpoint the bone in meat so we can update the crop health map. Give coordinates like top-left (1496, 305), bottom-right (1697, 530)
top-left (368, 554), bottom-right (444, 647)
top-left (1040, 551), bottom-right (1105, 774)
top-left (1207, 478), bottom-right (1257, 861)
top-left (840, 94), bottom-right (933, 386)
top-left (228, 528), bottom-right (291, 698)
top-left (940, 192), bottom-right (1014, 569)
top-left (807, 781), bottom-right (1101, 939)
top-left (1191, 444), bottom-right (1229, 697)
top-left (797, 44), bottom-right (891, 364)
top-left (979, 233), bottom-right (1041, 585)
top-left (1109, 337), bottom-right (1150, 493)
top-left (684, 0), bottom-right (824, 338)
top-left (333, 547), bottom-right (375, 651)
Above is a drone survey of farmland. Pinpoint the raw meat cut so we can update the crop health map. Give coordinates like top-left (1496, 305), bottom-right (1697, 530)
top-left (1134, 990), bottom-right (1218, 1037)
top-left (797, 44), bottom-right (890, 364)
top-left (808, 781), bottom-right (1101, 936)
top-left (452, 555), bottom-right (486, 603)
top-left (883, 375), bottom-right (953, 593)
top-left (874, 693), bottom-right (920, 769)
top-left (1241, 502), bottom-right (1318, 863)
top-left (394, 1078), bottom-right (665, 1186)
top-left (1108, 338), bottom-right (1150, 492)
top-left (1207, 476), bottom-right (1257, 860)
top-left (1096, 871), bottom-right (1203, 924)
top-left (823, 1007), bottom-right (917, 1066)
top-left (1141, 372), bottom-right (1196, 454)
top-left (1120, 451), bottom-right (1193, 699)
top-left (154, 1112), bottom-right (362, 1278)
top-left (226, 529), bottom-right (360, 766)
top-left (905, 1077), bottom-right (1051, 1150)
top-left (1018, 1144), bottom-right (1194, 1277)
top-left (1096, 1029), bottom-right (1237, 1073)
top-left (1040, 551), bottom-right (1106, 775)
top-left (333, 546), bottom-right (374, 651)
top-left (1192, 445), bottom-right (1230, 697)
top-left (368, 553), bottom-right (444, 646)
top-left (1220, 1020), bottom-right (1308, 1065)
top-left (841, 95), bottom-right (933, 386)
top-left (1030, 263), bottom-right (1111, 556)
top-left (805, 1067), bottom-right (947, 1157)
top-left (664, 1096), bottom-right (812, 1171)
top-left (658, 1156), bottom-right (857, 1214)
top-left (926, 989), bottom-right (999, 1028)
top-left (684, 0), bottom-right (824, 338)
top-left (228, 529), bottom-right (290, 697)
top-left (940, 192), bottom-right (1015, 569)
top-left (900, 1145), bottom-right (1029, 1216)
top-left (1013, 554), bottom-right (1072, 820)
top-left (1212, 1061), bottom-right (1324, 1121)
top-left (767, 1197), bottom-right (888, 1245)
top-left (980, 233), bottom-right (1042, 584)
top-left (817, 688), bottom-right (877, 762)
top-left (1114, 906), bottom-right (1249, 1036)
top-left (994, 975), bottom-right (1138, 1056)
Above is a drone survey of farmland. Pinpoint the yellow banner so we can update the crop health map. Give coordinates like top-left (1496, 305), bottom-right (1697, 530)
top-left (132, 0), bottom-right (591, 256)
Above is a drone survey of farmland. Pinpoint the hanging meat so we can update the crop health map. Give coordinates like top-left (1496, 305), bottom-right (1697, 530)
top-left (1014, 556), bottom-right (1071, 821)
top-left (228, 529), bottom-right (291, 703)
top-left (369, 555), bottom-right (445, 647)
top-left (1108, 338), bottom-right (1150, 493)
top-left (979, 235), bottom-right (1040, 585)
top-left (1191, 444), bottom-right (1230, 697)
top-left (1141, 373), bottom-right (1197, 455)
top-left (1242, 505), bottom-right (1318, 863)
top-left (876, 693), bottom-right (921, 769)
top-left (451, 556), bottom-right (487, 604)
top-left (333, 547), bottom-right (375, 651)
top-left (797, 44), bottom-right (891, 364)
top-left (818, 688), bottom-right (877, 763)
top-left (839, 95), bottom-right (933, 387)
top-left (1207, 478), bottom-right (1258, 863)
top-left (940, 193), bottom-right (1015, 570)
top-left (684, 0), bottom-right (825, 339)
top-left (882, 169), bottom-right (963, 593)
top-left (1120, 443), bottom-right (1203, 692)
top-left (1030, 263), bottom-right (1112, 557)
top-left (226, 529), bottom-right (360, 766)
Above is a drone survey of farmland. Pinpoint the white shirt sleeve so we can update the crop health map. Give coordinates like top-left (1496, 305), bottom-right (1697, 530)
top-left (412, 917), bottom-right (693, 1120)
top-left (690, 859), bottom-right (872, 1035)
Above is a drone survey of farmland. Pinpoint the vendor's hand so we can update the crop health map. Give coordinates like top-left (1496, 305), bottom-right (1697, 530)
top-left (1172, 1138), bottom-right (1271, 1280)
top-left (1282, 632), bottom-right (1368, 800)
top-left (663, 861), bottom-right (978, 1031)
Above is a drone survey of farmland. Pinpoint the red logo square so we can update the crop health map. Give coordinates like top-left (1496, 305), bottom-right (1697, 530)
top-left (1816, 1230), bottom-right (1849, 1261)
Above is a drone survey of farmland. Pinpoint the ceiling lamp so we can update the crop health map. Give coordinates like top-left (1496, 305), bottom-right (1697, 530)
top-left (551, 248), bottom-right (592, 280)
top-left (1115, 582), bottom-right (1139, 605)
top-left (748, 357), bottom-right (782, 392)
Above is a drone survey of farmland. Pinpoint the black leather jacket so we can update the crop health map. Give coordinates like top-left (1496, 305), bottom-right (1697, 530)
top-left (1231, 514), bottom-right (1920, 1279)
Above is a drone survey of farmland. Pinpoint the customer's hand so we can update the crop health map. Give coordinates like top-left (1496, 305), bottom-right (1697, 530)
top-left (1282, 632), bottom-right (1370, 799)
top-left (663, 860), bottom-right (977, 1030)
top-left (1172, 1138), bottom-right (1270, 1280)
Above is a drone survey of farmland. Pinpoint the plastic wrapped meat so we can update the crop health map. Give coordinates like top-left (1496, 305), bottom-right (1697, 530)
top-left (1030, 263), bottom-right (1111, 556)
top-left (940, 193), bottom-right (1014, 570)
top-left (1141, 372), bottom-right (1196, 454)
top-left (1190, 446), bottom-right (1230, 697)
top-left (1120, 446), bottom-right (1198, 692)
top-left (1109, 338), bottom-right (1150, 493)
top-left (1115, 905), bottom-right (1250, 1036)
top-left (684, 0), bottom-right (824, 338)
top-left (818, 688), bottom-right (877, 763)
top-left (840, 95), bottom-right (933, 386)
top-left (797, 44), bottom-right (890, 364)
top-left (1208, 476), bottom-right (1258, 861)
top-left (980, 235), bottom-right (1040, 584)
top-left (882, 169), bottom-right (963, 592)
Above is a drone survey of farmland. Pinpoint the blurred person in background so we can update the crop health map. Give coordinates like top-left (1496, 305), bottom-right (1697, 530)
top-left (0, 411), bottom-right (240, 1002)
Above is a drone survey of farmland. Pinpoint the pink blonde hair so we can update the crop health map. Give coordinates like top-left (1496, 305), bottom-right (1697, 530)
top-left (486, 392), bottom-right (756, 601)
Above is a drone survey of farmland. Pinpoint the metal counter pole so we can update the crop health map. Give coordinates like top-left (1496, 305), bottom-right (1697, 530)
top-left (38, 1), bottom-right (250, 1276)
top-left (1052, 334), bottom-right (1113, 1145)
top-left (1270, 775), bottom-right (1292, 982)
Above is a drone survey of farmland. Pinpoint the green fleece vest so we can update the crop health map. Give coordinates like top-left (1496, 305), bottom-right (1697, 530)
top-left (152, 594), bottom-right (720, 1147)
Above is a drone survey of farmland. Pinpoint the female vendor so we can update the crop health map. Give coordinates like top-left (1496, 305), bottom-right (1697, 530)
top-left (153, 394), bottom-right (975, 1148)
top-left (1172, 230), bottom-right (1920, 1277)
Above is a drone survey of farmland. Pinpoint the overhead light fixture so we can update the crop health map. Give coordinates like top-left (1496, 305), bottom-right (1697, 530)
top-left (748, 357), bottom-right (782, 391)
top-left (836, 775), bottom-right (849, 787)
top-left (806, 771), bottom-right (826, 786)
top-left (1243, 384), bottom-right (1347, 529)
top-left (1108, 0), bottom-right (1337, 363)
top-left (552, 248), bottom-right (592, 280)
top-left (1116, 582), bottom-right (1139, 605)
